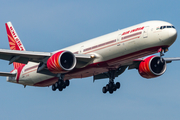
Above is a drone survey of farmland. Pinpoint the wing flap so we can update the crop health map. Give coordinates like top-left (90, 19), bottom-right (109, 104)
top-left (74, 54), bottom-right (95, 68)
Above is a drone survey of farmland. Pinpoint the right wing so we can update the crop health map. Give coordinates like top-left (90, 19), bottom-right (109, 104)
top-left (164, 57), bottom-right (180, 63)
top-left (128, 57), bottom-right (180, 70)
top-left (94, 56), bottom-right (180, 81)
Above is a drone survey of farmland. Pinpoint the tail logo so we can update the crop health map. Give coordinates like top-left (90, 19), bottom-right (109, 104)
top-left (8, 26), bottom-right (24, 51)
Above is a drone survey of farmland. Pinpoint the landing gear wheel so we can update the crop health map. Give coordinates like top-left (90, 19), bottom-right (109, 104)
top-left (58, 80), bottom-right (63, 86)
top-left (102, 87), bottom-right (107, 93)
top-left (62, 84), bottom-right (66, 89)
top-left (109, 89), bottom-right (113, 94)
top-left (52, 84), bottom-right (56, 91)
top-left (55, 82), bottom-right (59, 88)
top-left (106, 84), bottom-right (109, 91)
top-left (58, 86), bottom-right (63, 91)
top-left (112, 85), bottom-right (117, 91)
top-left (109, 82), bottom-right (114, 89)
top-left (116, 82), bottom-right (120, 89)
top-left (65, 80), bottom-right (70, 86)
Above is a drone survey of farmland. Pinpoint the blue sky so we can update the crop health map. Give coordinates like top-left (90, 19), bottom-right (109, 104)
top-left (0, 0), bottom-right (180, 120)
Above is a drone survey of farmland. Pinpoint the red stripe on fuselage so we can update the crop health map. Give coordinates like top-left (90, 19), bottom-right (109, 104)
top-left (16, 64), bottom-right (25, 83)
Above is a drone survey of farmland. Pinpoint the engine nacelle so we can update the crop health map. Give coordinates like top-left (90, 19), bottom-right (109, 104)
top-left (47, 51), bottom-right (76, 73)
top-left (138, 55), bottom-right (166, 79)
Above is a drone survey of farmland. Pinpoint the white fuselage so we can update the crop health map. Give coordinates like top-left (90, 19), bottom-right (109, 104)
top-left (7, 20), bottom-right (177, 87)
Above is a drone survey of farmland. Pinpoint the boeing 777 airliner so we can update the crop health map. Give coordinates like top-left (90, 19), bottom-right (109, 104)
top-left (0, 20), bottom-right (179, 94)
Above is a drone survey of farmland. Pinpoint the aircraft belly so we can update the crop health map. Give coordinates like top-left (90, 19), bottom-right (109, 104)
top-left (30, 72), bottom-right (53, 84)
top-left (19, 63), bottom-right (54, 86)
top-left (66, 45), bottom-right (166, 80)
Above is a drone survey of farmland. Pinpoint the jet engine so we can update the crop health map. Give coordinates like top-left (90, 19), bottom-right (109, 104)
top-left (138, 55), bottom-right (166, 79)
top-left (47, 51), bottom-right (76, 73)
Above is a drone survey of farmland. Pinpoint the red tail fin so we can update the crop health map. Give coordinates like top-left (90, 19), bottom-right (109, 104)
top-left (5, 22), bottom-right (26, 69)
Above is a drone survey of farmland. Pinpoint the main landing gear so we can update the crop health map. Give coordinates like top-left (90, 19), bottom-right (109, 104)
top-left (52, 75), bottom-right (70, 91)
top-left (102, 70), bottom-right (121, 94)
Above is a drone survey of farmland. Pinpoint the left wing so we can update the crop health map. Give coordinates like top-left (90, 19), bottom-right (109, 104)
top-left (0, 49), bottom-right (95, 67)
top-left (0, 49), bottom-right (51, 64)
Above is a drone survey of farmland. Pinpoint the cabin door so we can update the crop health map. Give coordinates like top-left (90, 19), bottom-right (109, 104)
top-left (143, 26), bottom-right (149, 38)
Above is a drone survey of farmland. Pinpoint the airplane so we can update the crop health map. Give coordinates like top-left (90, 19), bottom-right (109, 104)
top-left (0, 20), bottom-right (179, 94)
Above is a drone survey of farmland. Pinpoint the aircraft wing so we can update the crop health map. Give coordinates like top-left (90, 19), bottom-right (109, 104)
top-left (0, 49), bottom-right (94, 67)
top-left (0, 49), bottom-right (51, 64)
top-left (94, 57), bottom-right (180, 81)
top-left (128, 57), bottom-right (180, 70)
top-left (164, 57), bottom-right (180, 63)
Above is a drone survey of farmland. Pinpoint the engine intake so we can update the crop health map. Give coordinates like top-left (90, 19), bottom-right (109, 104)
top-left (138, 55), bottom-right (166, 79)
top-left (47, 51), bottom-right (76, 73)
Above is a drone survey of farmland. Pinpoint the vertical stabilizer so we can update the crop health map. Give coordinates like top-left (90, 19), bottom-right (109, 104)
top-left (5, 22), bottom-right (26, 69)
top-left (5, 22), bottom-right (26, 51)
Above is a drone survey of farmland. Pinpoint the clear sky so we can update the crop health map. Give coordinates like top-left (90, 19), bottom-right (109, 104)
top-left (0, 0), bottom-right (180, 120)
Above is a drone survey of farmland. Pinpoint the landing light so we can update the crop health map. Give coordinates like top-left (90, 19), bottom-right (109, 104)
top-left (164, 48), bottom-right (169, 53)
top-left (91, 54), bottom-right (95, 58)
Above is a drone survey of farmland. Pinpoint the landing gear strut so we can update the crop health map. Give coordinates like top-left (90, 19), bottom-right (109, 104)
top-left (159, 47), bottom-right (168, 61)
top-left (158, 47), bottom-right (168, 65)
top-left (52, 74), bottom-right (70, 91)
top-left (102, 70), bottom-right (121, 94)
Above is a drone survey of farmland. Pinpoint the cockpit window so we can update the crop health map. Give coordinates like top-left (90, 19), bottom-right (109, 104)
top-left (160, 25), bottom-right (175, 29)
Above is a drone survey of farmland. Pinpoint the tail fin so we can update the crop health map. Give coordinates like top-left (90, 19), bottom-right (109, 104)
top-left (5, 22), bottom-right (26, 69)
top-left (5, 22), bottom-right (26, 51)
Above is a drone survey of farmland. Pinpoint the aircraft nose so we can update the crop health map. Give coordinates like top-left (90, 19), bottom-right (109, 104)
top-left (169, 28), bottom-right (177, 40)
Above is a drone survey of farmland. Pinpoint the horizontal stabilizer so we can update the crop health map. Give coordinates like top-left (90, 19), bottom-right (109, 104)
top-left (0, 71), bottom-right (16, 77)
